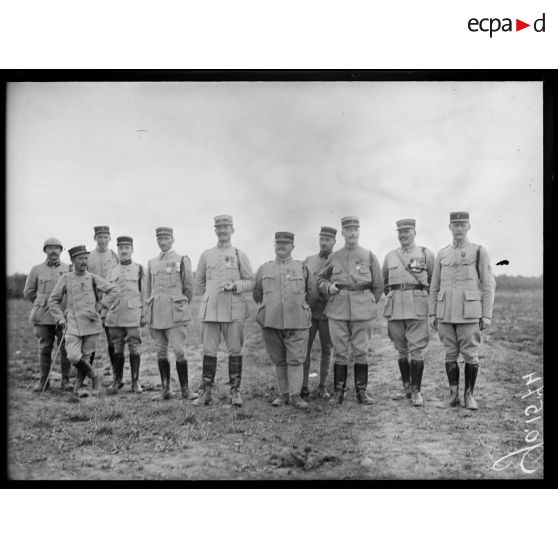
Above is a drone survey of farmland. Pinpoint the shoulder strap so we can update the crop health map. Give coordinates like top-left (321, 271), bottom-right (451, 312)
top-left (235, 248), bottom-right (241, 272)
top-left (91, 275), bottom-right (99, 303)
top-left (476, 245), bottom-right (481, 278)
top-left (138, 264), bottom-right (144, 291)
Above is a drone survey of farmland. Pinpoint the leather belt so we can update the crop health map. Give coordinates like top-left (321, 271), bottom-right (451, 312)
top-left (389, 283), bottom-right (426, 291)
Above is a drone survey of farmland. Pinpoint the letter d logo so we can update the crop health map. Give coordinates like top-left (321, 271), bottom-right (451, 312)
top-left (534, 13), bottom-right (545, 32)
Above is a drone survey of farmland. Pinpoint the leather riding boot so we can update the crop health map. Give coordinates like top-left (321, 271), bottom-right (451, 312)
top-left (60, 353), bottom-right (72, 391)
top-left (106, 345), bottom-right (116, 374)
top-left (177, 359), bottom-right (198, 400)
top-left (73, 366), bottom-right (86, 396)
top-left (193, 355), bottom-right (217, 406)
top-left (130, 353), bottom-right (143, 393)
top-left (445, 361), bottom-right (460, 407)
top-left (329, 363), bottom-right (347, 405)
top-left (106, 352), bottom-right (125, 395)
top-left (393, 357), bottom-right (411, 400)
top-left (410, 360), bottom-right (424, 407)
top-left (152, 358), bottom-right (172, 400)
top-left (355, 363), bottom-right (373, 405)
top-left (464, 363), bottom-right (479, 410)
top-left (300, 386), bottom-right (311, 401)
top-left (229, 355), bottom-right (243, 407)
top-left (75, 359), bottom-right (95, 397)
top-left (33, 359), bottom-right (51, 392)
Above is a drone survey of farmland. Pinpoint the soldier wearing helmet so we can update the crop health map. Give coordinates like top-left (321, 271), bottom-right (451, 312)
top-left (23, 237), bottom-right (72, 392)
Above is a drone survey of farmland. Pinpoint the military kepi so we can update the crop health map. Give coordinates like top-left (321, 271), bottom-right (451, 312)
top-left (43, 237), bottom-right (63, 251)
top-left (320, 226), bottom-right (337, 238)
top-left (68, 245), bottom-right (89, 258)
top-left (341, 216), bottom-right (360, 228)
top-left (214, 214), bottom-right (233, 227)
top-left (449, 211), bottom-right (470, 222)
top-left (94, 225), bottom-right (110, 236)
top-left (275, 231), bottom-right (295, 243)
top-left (117, 236), bottom-right (134, 246)
top-left (156, 226), bottom-right (174, 237)
top-left (396, 219), bottom-right (416, 230)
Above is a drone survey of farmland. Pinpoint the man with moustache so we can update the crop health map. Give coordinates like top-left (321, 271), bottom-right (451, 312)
top-left (253, 231), bottom-right (318, 409)
top-left (382, 219), bottom-right (435, 406)
top-left (193, 215), bottom-right (255, 407)
top-left (23, 237), bottom-right (72, 392)
top-left (145, 227), bottom-right (197, 401)
top-left (317, 216), bottom-right (383, 405)
top-left (87, 226), bottom-right (119, 372)
top-left (49, 245), bottom-right (119, 396)
top-left (428, 212), bottom-right (496, 410)
top-left (105, 236), bottom-right (146, 395)
top-left (301, 226), bottom-right (337, 401)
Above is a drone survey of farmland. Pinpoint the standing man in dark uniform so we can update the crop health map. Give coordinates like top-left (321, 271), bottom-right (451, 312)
top-left (301, 226), bottom-right (337, 401)
top-left (87, 225), bottom-right (119, 372)
top-left (105, 236), bottom-right (146, 394)
top-left (145, 227), bottom-right (197, 401)
top-left (49, 245), bottom-right (119, 396)
top-left (317, 216), bottom-right (383, 405)
top-left (428, 212), bottom-right (496, 410)
top-left (193, 215), bottom-right (255, 407)
top-left (23, 237), bottom-right (72, 392)
top-left (253, 232), bottom-right (318, 409)
top-left (382, 219), bottom-right (435, 406)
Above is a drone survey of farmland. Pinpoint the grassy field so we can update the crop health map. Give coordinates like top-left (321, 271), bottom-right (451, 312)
top-left (7, 288), bottom-right (543, 480)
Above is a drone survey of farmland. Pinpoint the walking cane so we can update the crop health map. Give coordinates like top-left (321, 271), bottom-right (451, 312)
top-left (40, 322), bottom-right (67, 395)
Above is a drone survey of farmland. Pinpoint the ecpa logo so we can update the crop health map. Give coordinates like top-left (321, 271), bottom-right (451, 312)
top-left (468, 13), bottom-right (546, 37)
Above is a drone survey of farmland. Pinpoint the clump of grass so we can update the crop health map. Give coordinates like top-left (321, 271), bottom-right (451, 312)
top-left (66, 409), bottom-right (92, 423)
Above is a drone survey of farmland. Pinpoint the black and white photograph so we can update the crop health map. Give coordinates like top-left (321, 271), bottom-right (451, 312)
top-left (5, 75), bottom-right (544, 481)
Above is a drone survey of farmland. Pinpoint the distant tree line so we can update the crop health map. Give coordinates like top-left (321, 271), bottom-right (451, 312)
top-left (494, 274), bottom-right (543, 290)
top-left (6, 272), bottom-right (542, 299)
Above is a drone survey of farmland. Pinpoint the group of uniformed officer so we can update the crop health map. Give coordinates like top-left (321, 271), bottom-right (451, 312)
top-left (23, 211), bottom-right (495, 411)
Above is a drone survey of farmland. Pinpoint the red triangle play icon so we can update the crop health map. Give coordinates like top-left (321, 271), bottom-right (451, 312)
top-left (516, 19), bottom-right (530, 31)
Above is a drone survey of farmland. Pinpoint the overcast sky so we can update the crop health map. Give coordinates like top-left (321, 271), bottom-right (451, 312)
top-left (7, 81), bottom-right (542, 276)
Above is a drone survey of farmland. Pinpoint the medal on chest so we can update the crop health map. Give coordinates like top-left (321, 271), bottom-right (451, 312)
top-left (225, 255), bottom-right (236, 268)
top-left (165, 262), bottom-right (177, 273)
top-left (408, 257), bottom-right (426, 273)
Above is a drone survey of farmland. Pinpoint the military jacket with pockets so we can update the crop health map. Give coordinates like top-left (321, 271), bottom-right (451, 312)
top-left (304, 253), bottom-right (330, 320)
top-left (195, 244), bottom-right (255, 323)
top-left (23, 260), bottom-right (71, 325)
top-left (428, 239), bottom-right (496, 324)
top-left (253, 257), bottom-right (318, 330)
top-left (105, 262), bottom-right (146, 328)
top-left (382, 244), bottom-right (435, 321)
top-left (87, 248), bottom-right (119, 317)
top-left (48, 271), bottom-right (119, 336)
top-left (317, 245), bottom-right (383, 321)
top-left (145, 250), bottom-right (194, 329)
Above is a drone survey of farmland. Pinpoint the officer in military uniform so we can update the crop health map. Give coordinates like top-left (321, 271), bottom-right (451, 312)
top-left (87, 225), bottom-right (119, 372)
top-left (193, 215), bottom-right (255, 407)
top-left (253, 232), bottom-right (318, 409)
top-left (317, 216), bottom-right (383, 405)
top-left (23, 237), bottom-right (72, 392)
top-left (105, 236), bottom-right (145, 395)
top-left (49, 245), bottom-right (119, 396)
top-left (428, 212), bottom-right (496, 410)
top-left (145, 227), bottom-right (197, 401)
top-left (301, 226), bottom-right (337, 401)
top-left (382, 219), bottom-right (435, 406)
